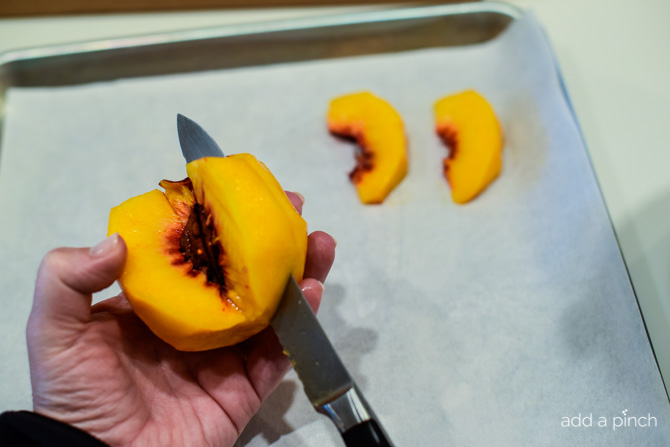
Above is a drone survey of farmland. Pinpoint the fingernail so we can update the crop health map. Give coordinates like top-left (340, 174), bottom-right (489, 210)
top-left (331, 236), bottom-right (338, 247)
top-left (90, 233), bottom-right (119, 257)
top-left (301, 280), bottom-right (325, 293)
top-left (295, 192), bottom-right (305, 204)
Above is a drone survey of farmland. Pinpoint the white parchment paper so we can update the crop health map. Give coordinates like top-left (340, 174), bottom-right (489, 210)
top-left (1, 12), bottom-right (668, 446)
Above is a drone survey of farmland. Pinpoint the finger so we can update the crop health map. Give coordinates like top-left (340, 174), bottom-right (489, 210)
top-left (285, 191), bottom-right (305, 215)
top-left (303, 231), bottom-right (336, 283)
top-left (299, 278), bottom-right (326, 313)
top-left (241, 279), bottom-right (324, 401)
top-left (28, 234), bottom-right (127, 344)
top-left (90, 292), bottom-right (133, 315)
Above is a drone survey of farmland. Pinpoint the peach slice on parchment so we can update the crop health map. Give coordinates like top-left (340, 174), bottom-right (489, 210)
top-left (108, 154), bottom-right (307, 351)
top-left (327, 92), bottom-right (408, 204)
top-left (434, 90), bottom-right (503, 204)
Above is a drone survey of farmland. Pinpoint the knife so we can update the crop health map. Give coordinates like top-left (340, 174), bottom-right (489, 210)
top-left (177, 114), bottom-right (394, 447)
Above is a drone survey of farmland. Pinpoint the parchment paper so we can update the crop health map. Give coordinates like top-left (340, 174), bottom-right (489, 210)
top-left (1, 12), bottom-right (668, 446)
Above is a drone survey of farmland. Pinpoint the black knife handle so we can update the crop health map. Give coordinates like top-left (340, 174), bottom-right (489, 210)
top-left (342, 420), bottom-right (393, 447)
top-left (316, 385), bottom-right (394, 447)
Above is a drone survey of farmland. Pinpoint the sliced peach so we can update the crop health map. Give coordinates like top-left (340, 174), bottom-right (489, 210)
top-left (108, 154), bottom-right (307, 351)
top-left (327, 92), bottom-right (408, 204)
top-left (434, 90), bottom-right (503, 204)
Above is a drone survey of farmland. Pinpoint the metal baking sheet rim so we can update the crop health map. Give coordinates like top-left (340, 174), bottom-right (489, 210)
top-left (0, 2), bottom-right (522, 65)
top-left (0, 2), bottom-right (522, 119)
top-left (0, 1), bottom-right (663, 397)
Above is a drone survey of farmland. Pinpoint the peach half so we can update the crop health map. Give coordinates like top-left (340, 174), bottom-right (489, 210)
top-left (327, 92), bottom-right (408, 204)
top-left (434, 90), bottom-right (503, 204)
top-left (108, 154), bottom-right (307, 351)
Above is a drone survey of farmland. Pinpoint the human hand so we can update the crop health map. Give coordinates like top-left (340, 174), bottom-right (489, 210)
top-left (26, 192), bottom-right (336, 446)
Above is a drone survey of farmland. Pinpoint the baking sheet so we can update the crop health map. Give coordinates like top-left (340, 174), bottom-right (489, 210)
top-left (1, 12), bottom-right (668, 446)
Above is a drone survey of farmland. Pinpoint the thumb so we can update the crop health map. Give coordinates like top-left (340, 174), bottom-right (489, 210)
top-left (28, 234), bottom-right (127, 345)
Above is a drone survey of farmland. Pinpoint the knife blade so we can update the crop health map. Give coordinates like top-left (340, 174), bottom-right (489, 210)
top-left (177, 113), bottom-right (225, 162)
top-left (177, 114), bottom-right (394, 447)
top-left (272, 277), bottom-right (394, 447)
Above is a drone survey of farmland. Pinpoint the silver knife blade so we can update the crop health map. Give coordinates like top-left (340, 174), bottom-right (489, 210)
top-left (272, 278), bottom-right (392, 444)
top-left (271, 276), bottom-right (354, 407)
top-left (177, 113), bottom-right (225, 162)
